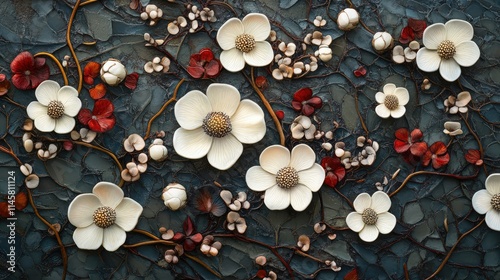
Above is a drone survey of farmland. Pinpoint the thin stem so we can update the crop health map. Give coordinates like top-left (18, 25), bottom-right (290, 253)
top-left (354, 89), bottom-right (369, 135)
top-left (143, 79), bottom-right (185, 140)
top-left (248, 67), bottom-right (285, 146)
top-left (66, 0), bottom-right (83, 92)
top-left (185, 253), bottom-right (222, 279)
top-left (34, 52), bottom-right (68, 86)
top-left (0, 145), bottom-right (23, 165)
top-left (27, 188), bottom-right (68, 280)
top-left (132, 228), bottom-right (160, 240)
top-left (122, 240), bottom-right (176, 248)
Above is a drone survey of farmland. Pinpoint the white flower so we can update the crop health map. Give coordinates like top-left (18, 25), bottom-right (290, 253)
top-left (245, 144), bottom-right (325, 211)
top-left (416, 19), bottom-right (480, 82)
top-left (162, 183), bottom-right (187, 210)
top-left (443, 121), bottom-right (463, 136)
top-left (375, 83), bottom-right (409, 119)
top-left (149, 139), bottom-right (168, 161)
top-left (67, 182), bottom-right (143, 251)
top-left (100, 59), bottom-right (127, 86)
top-left (216, 13), bottom-right (273, 72)
top-left (472, 174), bottom-right (500, 231)
top-left (173, 83), bottom-right (266, 170)
top-left (337, 8), bottom-right (359, 31)
top-left (26, 80), bottom-right (81, 134)
top-left (346, 191), bottom-right (396, 242)
top-left (371, 32), bottom-right (393, 53)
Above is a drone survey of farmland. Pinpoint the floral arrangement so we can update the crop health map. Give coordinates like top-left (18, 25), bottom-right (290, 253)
top-left (0, 0), bottom-right (498, 279)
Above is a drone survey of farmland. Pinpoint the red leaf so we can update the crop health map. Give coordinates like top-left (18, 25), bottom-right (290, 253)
top-left (410, 128), bottom-right (423, 142)
top-left (394, 139), bottom-right (411, 153)
top-left (274, 110), bottom-right (284, 121)
top-left (353, 66), bottom-right (366, 77)
top-left (84, 76), bottom-right (94, 85)
top-left (410, 142), bottom-right (428, 157)
top-left (199, 48), bottom-right (214, 62)
top-left (465, 149), bottom-right (482, 165)
top-left (63, 140), bottom-right (74, 151)
top-left (302, 104), bottom-right (315, 116)
top-left (11, 74), bottom-right (31, 90)
top-left (77, 109), bottom-right (93, 125)
top-left (84, 62), bottom-right (101, 78)
top-left (125, 72), bottom-right (139, 90)
top-left (293, 87), bottom-right (313, 102)
top-left (430, 141), bottom-right (447, 155)
top-left (344, 268), bottom-right (359, 280)
top-left (433, 153), bottom-right (450, 169)
top-left (190, 233), bottom-right (203, 243)
top-left (399, 26), bottom-right (415, 44)
top-left (255, 76), bottom-right (268, 89)
top-left (307, 96), bottom-right (323, 108)
top-left (204, 60), bottom-right (220, 77)
top-left (291, 100), bottom-right (303, 112)
top-left (394, 128), bottom-right (409, 141)
top-left (408, 18), bottom-right (427, 38)
top-left (172, 232), bottom-right (185, 241)
top-left (422, 151), bottom-right (432, 167)
top-left (187, 65), bottom-right (205, 79)
top-left (10, 51), bottom-right (50, 90)
top-left (324, 172), bottom-right (339, 188)
top-left (321, 157), bottom-right (345, 187)
top-left (15, 192), bottom-right (28, 211)
top-left (93, 99), bottom-right (114, 118)
top-left (89, 116), bottom-right (116, 133)
top-left (10, 51), bottom-right (34, 73)
top-left (183, 216), bottom-right (195, 236)
top-left (89, 83), bottom-right (107, 100)
top-left (183, 238), bottom-right (197, 251)
top-left (0, 202), bottom-right (10, 218)
top-left (0, 74), bottom-right (11, 95)
top-left (189, 54), bottom-right (201, 66)
top-left (256, 269), bottom-right (267, 278)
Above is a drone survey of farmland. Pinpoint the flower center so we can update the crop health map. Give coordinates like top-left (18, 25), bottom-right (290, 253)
top-left (384, 94), bottom-right (399, 111)
top-left (47, 101), bottom-right (65, 119)
top-left (437, 40), bottom-right (456, 60)
top-left (202, 112), bottom-right (232, 138)
top-left (361, 208), bottom-right (378, 225)
top-left (93, 206), bottom-right (116, 228)
top-left (24, 70), bottom-right (31, 76)
top-left (276, 166), bottom-right (299, 189)
top-left (491, 194), bottom-right (500, 211)
top-left (235, 34), bottom-right (256, 53)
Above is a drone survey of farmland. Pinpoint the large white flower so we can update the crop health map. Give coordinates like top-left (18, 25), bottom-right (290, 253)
top-left (472, 173), bottom-right (500, 231)
top-left (245, 144), bottom-right (325, 211)
top-left (173, 83), bottom-right (266, 170)
top-left (216, 13), bottom-right (274, 72)
top-left (346, 191), bottom-right (396, 242)
top-left (68, 182), bottom-right (143, 251)
top-left (26, 80), bottom-right (81, 134)
top-left (416, 19), bottom-right (480, 82)
top-left (375, 83), bottom-right (409, 119)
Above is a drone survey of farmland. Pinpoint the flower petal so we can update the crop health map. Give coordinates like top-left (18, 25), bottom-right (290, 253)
top-left (416, 48), bottom-right (441, 72)
top-left (290, 184), bottom-right (313, 211)
top-left (207, 134), bottom-right (243, 170)
top-left (246, 166), bottom-right (277, 191)
top-left (472, 190), bottom-right (492, 215)
top-left (93, 182), bottom-right (124, 209)
top-left (259, 145), bottom-right (290, 174)
top-left (173, 127), bottom-right (213, 159)
top-left (73, 224), bottom-right (103, 250)
top-left (220, 48), bottom-right (246, 72)
top-left (375, 91), bottom-right (386, 104)
top-left (439, 58), bottom-right (461, 82)
top-left (375, 104), bottom-right (391, 119)
top-left (54, 115), bottom-right (76, 134)
top-left (27, 101), bottom-right (47, 120)
top-left (390, 105), bottom-right (406, 119)
top-left (486, 174), bottom-right (500, 195)
top-left (57, 87), bottom-right (81, 116)
top-left (243, 41), bottom-right (273, 67)
top-left (68, 194), bottom-right (102, 228)
top-left (102, 224), bottom-right (126, 251)
top-left (206, 83), bottom-right (241, 117)
top-left (393, 88), bottom-right (409, 106)
top-left (346, 212), bottom-right (365, 232)
top-left (358, 224), bottom-right (379, 242)
top-left (174, 90), bottom-right (211, 130)
top-left (242, 13), bottom-right (271, 41)
top-left (290, 144), bottom-right (315, 172)
top-left (422, 23), bottom-right (446, 49)
top-left (376, 212), bottom-right (396, 234)
top-left (33, 114), bottom-right (56, 132)
top-left (115, 198), bottom-right (143, 231)
top-left (35, 80), bottom-right (60, 106)
top-left (370, 191), bottom-right (392, 214)
top-left (485, 210), bottom-right (500, 231)
top-left (445, 19), bottom-right (473, 46)
top-left (230, 100), bottom-right (266, 144)
top-left (264, 185), bottom-right (290, 210)
top-left (454, 41), bottom-right (480, 67)
top-left (353, 193), bottom-right (372, 213)
top-left (297, 164), bottom-right (325, 192)
top-left (382, 83), bottom-right (396, 95)
top-left (216, 18), bottom-right (244, 50)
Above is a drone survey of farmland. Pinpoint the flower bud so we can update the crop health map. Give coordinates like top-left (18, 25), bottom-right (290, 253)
top-left (315, 45), bottom-right (332, 62)
top-left (149, 140), bottom-right (168, 161)
top-left (372, 32), bottom-right (393, 53)
top-left (100, 59), bottom-right (127, 86)
top-left (337, 8), bottom-right (359, 31)
top-left (162, 183), bottom-right (187, 210)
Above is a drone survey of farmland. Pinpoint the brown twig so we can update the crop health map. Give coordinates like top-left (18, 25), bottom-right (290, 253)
top-left (185, 253), bottom-right (223, 279)
top-left (66, 0), bottom-right (83, 92)
top-left (34, 52), bottom-right (69, 86)
top-left (122, 240), bottom-right (176, 248)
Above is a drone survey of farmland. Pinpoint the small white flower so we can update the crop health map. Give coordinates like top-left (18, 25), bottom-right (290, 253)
top-left (472, 174), bottom-right (500, 231)
top-left (374, 83), bottom-right (409, 119)
top-left (444, 91), bottom-right (471, 114)
top-left (315, 45), bottom-right (332, 62)
top-left (278, 42), bottom-right (297, 57)
top-left (162, 183), bottom-right (187, 211)
top-left (100, 59), bottom-right (127, 86)
top-left (392, 45), bottom-right (405, 64)
top-left (27, 80), bottom-right (81, 134)
top-left (149, 139), bottom-right (168, 161)
top-left (443, 121), bottom-right (463, 136)
top-left (346, 191), bottom-right (396, 242)
top-left (173, 83), bottom-right (266, 170)
top-left (337, 8), bottom-right (359, 31)
top-left (67, 182), bottom-right (143, 251)
top-left (314, 16), bottom-right (327, 27)
top-left (372, 31), bottom-right (393, 53)
top-left (246, 144), bottom-right (325, 211)
top-left (416, 19), bottom-right (480, 82)
top-left (216, 13), bottom-right (273, 72)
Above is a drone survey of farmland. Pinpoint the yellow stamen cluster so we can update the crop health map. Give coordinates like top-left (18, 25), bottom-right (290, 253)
top-left (47, 101), bottom-right (65, 119)
top-left (202, 112), bottom-right (232, 138)
top-left (235, 34), bottom-right (256, 53)
top-left (437, 40), bottom-right (456, 60)
top-left (93, 206), bottom-right (117, 228)
top-left (276, 166), bottom-right (299, 189)
top-left (384, 94), bottom-right (399, 111)
top-left (491, 194), bottom-right (500, 211)
top-left (362, 208), bottom-right (378, 225)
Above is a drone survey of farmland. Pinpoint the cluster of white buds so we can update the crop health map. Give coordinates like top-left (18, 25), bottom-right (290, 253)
top-left (226, 211), bottom-right (247, 234)
top-left (123, 134), bottom-right (145, 153)
top-left (444, 91), bottom-right (471, 114)
top-left (392, 41), bottom-right (420, 64)
top-left (303, 31), bottom-right (333, 62)
top-left (140, 4), bottom-right (163, 26)
top-left (314, 15), bottom-right (327, 27)
top-left (278, 42), bottom-right (297, 57)
top-left (37, 143), bottom-right (58, 161)
top-left (164, 244), bottom-right (184, 264)
top-left (162, 183), bottom-right (187, 211)
top-left (200, 235), bottom-right (222, 257)
top-left (62, 55), bottom-right (71, 67)
top-left (375, 176), bottom-right (389, 191)
top-left (297, 235), bottom-right (310, 252)
top-left (443, 121), bottom-right (463, 136)
top-left (337, 8), bottom-right (359, 31)
top-left (421, 78), bottom-right (431, 91)
top-left (291, 115), bottom-right (317, 140)
top-left (121, 153), bottom-right (148, 182)
top-left (314, 222), bottom-right (327, 233)
top-left (20, 163), bottom-right (39, 189)
top-left (144, 56), bottom-right (170, 73)
top-left (100, 59), bottom-right (127, 86)
top-left (149, 138), bottom-right (168, 161)
top-left (143, 33), bottom-right (165, 46)
top-left (71, 128), bottom-right (97, 143)
top-left (272, 55), bottom-right (318, 80)
top-left (334, 137), bottom-right (379, 169)
top-left (325, 260), bottom-right (342, 272)
top-left (372, 31), bottom-right (394, 53)
top-left (220, 190), bottom-right (250, 211)
top-left (167, 16), bottom-right (188, 35)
